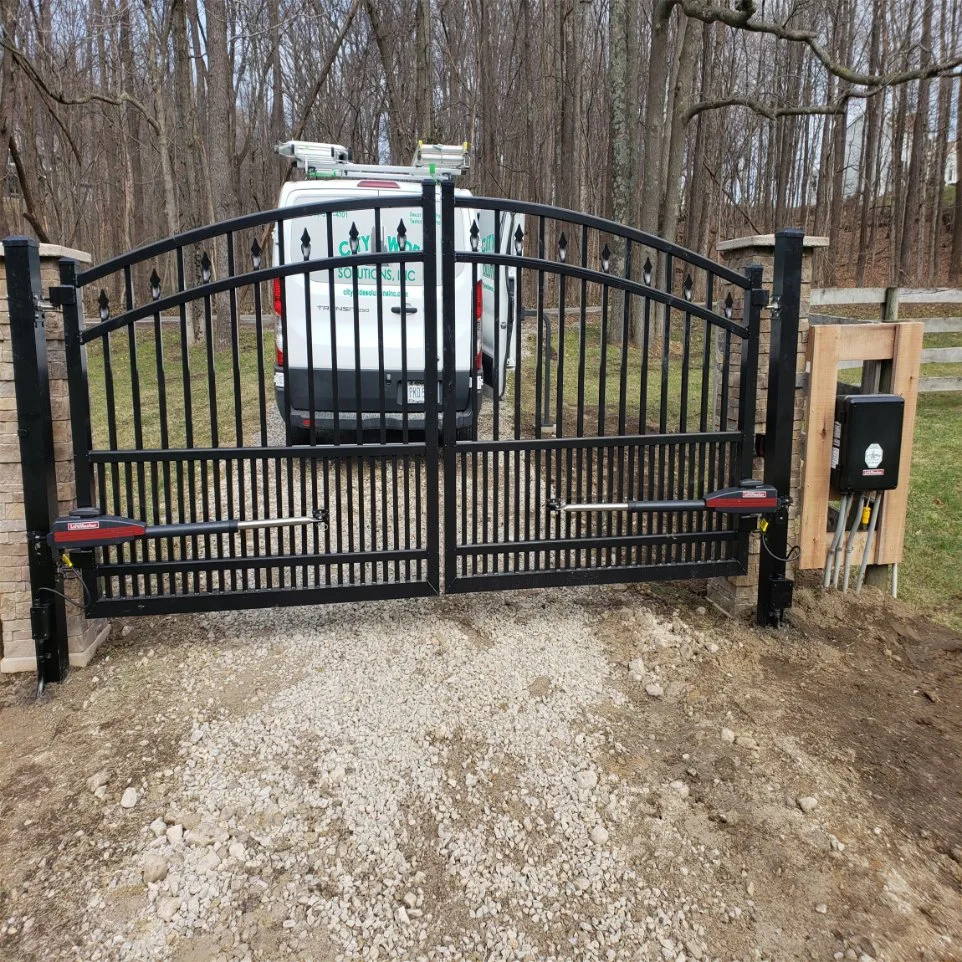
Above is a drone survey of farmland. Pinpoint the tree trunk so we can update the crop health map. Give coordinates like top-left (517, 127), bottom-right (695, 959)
top-left (928, 72), bottom-right (952, 281)
top-left (952, 73), bottom-right (962, 282)
top-left (638, 0), bottom-right (673, 240)
top-left (415, 0), bottom-right (434, 141)
top-left (660, 18), bottom-right (700, 251)
top-left (898, 0), bottom-right (932, 284)
top-left (270, 0), bottom-right (286, 187)
top-left (855, 7), bottom-right (884, 285)
top-left (827, 7), bottom-right (852, 282)
top-left (608, 0), bottom-right (633, 342)
top-left (205, 0), bottom-right (236, 348)
top-left (812, 78), bottom-right (835, 239)
top-left (365, 0), bottom-right (407, 162)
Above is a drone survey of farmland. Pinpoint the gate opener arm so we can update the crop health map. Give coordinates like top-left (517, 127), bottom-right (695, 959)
top-left (548, 480), bottom-right (780, 516)
top-left (48, 507), bottom-right (329, 551)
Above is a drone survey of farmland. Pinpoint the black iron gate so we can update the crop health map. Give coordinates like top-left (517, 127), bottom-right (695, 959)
top-left (4, 183), bottom-right (803, 687)
top-left (56, 186), bottom-right (443, 617)
top-left (440, 183), bottom-right (769, 592)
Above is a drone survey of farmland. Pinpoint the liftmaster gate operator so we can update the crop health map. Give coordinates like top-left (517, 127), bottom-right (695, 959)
top-left (830, 394), bottom-right (904, 492)
top-left (825, 393), bottom-right (904, 595)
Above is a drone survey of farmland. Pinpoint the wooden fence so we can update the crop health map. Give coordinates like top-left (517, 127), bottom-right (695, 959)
top-left (810, 286), bottom-right (962, 393)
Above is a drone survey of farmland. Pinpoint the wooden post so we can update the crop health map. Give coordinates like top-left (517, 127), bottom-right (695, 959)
top-left (797, 322), bottom-right (923, 580)
top-left (863, 285), bottom-right (900, 588)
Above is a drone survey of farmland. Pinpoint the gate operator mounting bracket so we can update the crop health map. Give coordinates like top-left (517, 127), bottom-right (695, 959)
top-left (547, 479), bottom-right (780, 516)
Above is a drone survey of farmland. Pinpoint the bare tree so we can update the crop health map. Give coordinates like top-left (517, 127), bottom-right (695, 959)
top-left (2, 0), bottom-right (961, 301)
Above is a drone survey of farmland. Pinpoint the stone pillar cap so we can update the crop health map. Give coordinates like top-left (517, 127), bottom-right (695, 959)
top-left (717, 233), bottom-right (828, 252)
top-left (0, 243), bottom-right (92, 263)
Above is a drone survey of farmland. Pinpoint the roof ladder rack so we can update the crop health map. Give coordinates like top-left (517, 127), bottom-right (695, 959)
top-left (274, 140), bottom-right (470, 182)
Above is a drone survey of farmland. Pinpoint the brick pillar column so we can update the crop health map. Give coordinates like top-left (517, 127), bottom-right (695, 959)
top-left (0, 243), bottom-right (109, 673)
top-left (708, 233), bottom-right (828, 617)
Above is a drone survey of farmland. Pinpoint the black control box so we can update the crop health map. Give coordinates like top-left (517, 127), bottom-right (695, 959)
top-left (831, 394), bottom-right (904, 492)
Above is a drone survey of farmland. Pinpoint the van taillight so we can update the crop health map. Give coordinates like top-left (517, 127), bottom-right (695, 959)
top-left (475, 280), bottom-right (483, 371)
top-left (273, 277), bottom-right (283, 315)
top-left (276, 342), bottom-right (284, 367)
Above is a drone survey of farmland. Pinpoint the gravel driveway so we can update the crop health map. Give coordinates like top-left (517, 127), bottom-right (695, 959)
top-left (0, 585), bottom-right (960, 962)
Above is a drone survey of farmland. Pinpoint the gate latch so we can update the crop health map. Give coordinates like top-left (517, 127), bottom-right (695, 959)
top-left (48, 285), bottom-right (77, 308)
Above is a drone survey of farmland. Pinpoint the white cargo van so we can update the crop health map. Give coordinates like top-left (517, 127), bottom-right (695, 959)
top-left (272, 141), bottom-right (518, 441)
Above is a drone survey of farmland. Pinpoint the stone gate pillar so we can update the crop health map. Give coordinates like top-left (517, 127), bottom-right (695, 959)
top-left (709, 233), bottom-right (828, 617)
top-left (0, 242), bottom-right (108, 673)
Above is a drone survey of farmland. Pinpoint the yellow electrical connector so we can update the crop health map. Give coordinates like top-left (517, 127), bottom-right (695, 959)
top-left (861, 503), bottom-right (872, 525)
top-left (60, 552), bottom-right (74, 569)
top-left (759, 518), bottom-right (769, 532)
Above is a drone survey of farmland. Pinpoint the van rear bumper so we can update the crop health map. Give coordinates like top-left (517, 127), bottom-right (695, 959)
top-left (276, 367), bottom-right (477, 431)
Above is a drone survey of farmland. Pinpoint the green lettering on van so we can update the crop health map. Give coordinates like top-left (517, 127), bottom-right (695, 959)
top-left (386, 236), bottom-right (422, 253)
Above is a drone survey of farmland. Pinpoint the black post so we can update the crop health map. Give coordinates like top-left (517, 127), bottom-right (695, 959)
top-left (757, 228), bottom-right (804, 627)
top-left (422, 180), bottom-right (442, 593)
top-left (438, 179), bottom-right (457, 590)
top-left (55, 259), bottom-right (95, 508)
top-left (736, 264), bottom-right (766, 573)
top-left (53, 258), bottom-right (100, 607)
top-left (3, 237), bottom-right (70, 687)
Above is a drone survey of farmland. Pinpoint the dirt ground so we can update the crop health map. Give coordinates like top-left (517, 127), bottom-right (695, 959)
top-left (0, 581), bottom-right (959, 962)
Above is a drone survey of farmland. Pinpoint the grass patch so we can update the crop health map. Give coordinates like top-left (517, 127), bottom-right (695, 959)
top-left (901, 391), bottom-right (962, 630)
top-left (86, 326), bottom-right (275, 450)
top-left (510, 314), bottom-right (718, 437)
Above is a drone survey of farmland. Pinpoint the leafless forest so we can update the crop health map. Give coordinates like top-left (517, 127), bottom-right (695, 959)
top-left (1, 0), bottom-right (961, 285)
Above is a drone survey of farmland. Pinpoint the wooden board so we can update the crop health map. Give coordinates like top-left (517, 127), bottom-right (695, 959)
top-left (799, 326), bottom-right (840, 569)
top-left (922, 317), bottom-right (962, 334)
top-left (811, 314), bottom-right (962, 334)
top-left (875, 323), bottom-right (923, 562)
top-left (836, 325), bottom-right (895, 361)
top-left (798, 322), bottom-right (923, 571)
top-left (922, 347), bottom-right (962, 363)
top-left (810, 287), bottom-right (887, 307)
top-left (919, 376), bottom-right (962, 393)
top-left (900, 288), bottom-right (962, 304)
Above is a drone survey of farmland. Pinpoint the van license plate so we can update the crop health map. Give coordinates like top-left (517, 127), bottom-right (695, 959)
top-left (407, 382), bottom-right (425, 404)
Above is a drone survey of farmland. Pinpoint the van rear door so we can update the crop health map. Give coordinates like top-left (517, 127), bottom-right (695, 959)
top-left (282, 186), bottom-right (427, 379)
top-left (477, 209), bottom-right (522, 397)
top-left (277, 184), bottom-right (474, 418)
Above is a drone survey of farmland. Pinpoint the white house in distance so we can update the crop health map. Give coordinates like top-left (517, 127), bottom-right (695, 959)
top-left (842, 105), bottom-right (958, 199)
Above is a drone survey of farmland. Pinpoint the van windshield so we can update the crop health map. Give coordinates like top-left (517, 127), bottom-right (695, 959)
top-left (285, 193), bottom-right (466, 287)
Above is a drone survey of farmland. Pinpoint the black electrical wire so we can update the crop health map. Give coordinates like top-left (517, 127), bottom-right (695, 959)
top-left (36, 566), bottom-right (92, 610)
top-left (36, 586), bottom-right (86, 610)
top-left (758, 503), bottom-right (801, 564)
top-left (64, 562), bottom-right (92, 607)
top-left (761, 528), bottom-right (801, 564)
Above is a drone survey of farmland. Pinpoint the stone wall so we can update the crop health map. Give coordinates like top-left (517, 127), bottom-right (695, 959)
top-left (708, 233), bottom-right (827, 616)
top-left (0, 244), bottom-right (108, 673)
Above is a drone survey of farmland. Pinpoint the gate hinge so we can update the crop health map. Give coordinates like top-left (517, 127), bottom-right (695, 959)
top-left (30, 600), bottom-right (53, 645)
top-left (28, 530), bottom-right (50, 559)
top-left (48, 285), bottom-right (77, 308)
